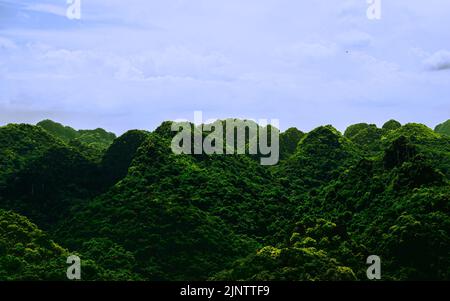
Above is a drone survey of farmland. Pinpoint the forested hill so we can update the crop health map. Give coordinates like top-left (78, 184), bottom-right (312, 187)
top-left (0, 119), bottom-right (449, 280)
top-left (435, 120), bottom-right (450, 137)
top-left (36, 120), bottom-right (116, 161)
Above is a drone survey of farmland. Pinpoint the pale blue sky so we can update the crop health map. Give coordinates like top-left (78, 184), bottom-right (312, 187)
top-left (0, 0), bottom-right (449, 134)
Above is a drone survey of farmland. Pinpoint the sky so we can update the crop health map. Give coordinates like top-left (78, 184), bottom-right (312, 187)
top-left (0, 0), bottom-right (449, 134)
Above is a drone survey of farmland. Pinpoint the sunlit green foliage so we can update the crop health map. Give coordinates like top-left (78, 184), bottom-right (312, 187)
top-left (37, 119), bottom-right (116, 151)
top-left (435, 119), bottom-right (450, 136)
top-left (0, 119), bottom-right (449, 280)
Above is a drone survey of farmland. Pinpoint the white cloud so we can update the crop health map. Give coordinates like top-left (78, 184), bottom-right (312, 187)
top-left (1, 0), bottom-right (450, 133)
top-left (26, 45), bottom-right (232, 82)
top-left (0, 36), bottom-right (17, 50)
top-left (336, 31), bottom-right (373, 48)
top-left (423, 50), bottom-right (450, 71)
top-left (275, 42), bottom-right (338, 65)
top-left (24, 3), bottom-right (67, 18)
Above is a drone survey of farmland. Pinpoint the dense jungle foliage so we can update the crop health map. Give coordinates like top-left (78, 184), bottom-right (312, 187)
top-left (0, 118), bottom-right (449, 280)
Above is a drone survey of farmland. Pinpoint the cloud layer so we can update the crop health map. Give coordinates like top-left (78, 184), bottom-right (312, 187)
top-left (423, 50), bottom-right (450, 71)
top-left (0, 0), bottom-right (449, 134)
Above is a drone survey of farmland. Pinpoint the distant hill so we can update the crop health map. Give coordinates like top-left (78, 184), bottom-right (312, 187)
top-left (101, 129), bottom-right (150, 186)
top-left (435, 119), bottom-right (450, 136)
top-left (37, 119), bottom-right (116, 150)
top-left (279, 127), bottom-right (304, 160)
top-left (0, 123), bottom-right (105, 226)
top-left (344, 123), bottom-right (384, 153)
top-left (0, 118), bottom-right (449, 281)
top-left (0, 124), bottom-right (63, 189)
top-left (382, 119), bottom-right (402, 131)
